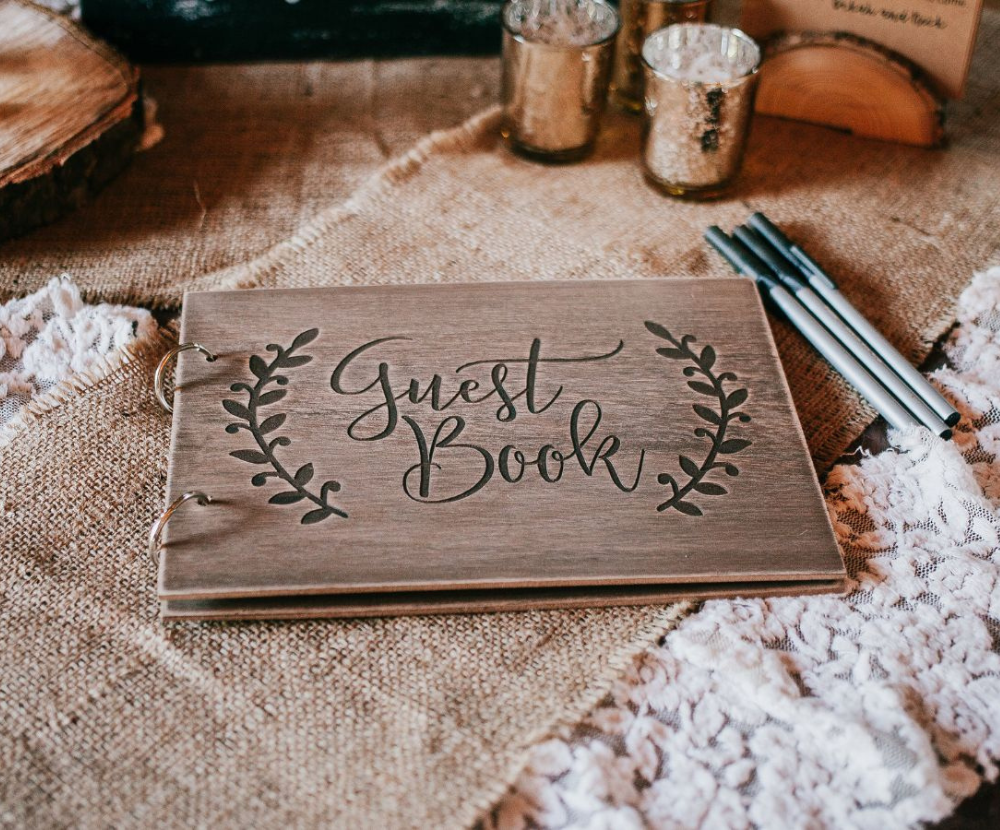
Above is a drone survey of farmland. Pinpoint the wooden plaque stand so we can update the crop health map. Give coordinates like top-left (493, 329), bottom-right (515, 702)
top-left (755, 32), bottom-right (946, 148)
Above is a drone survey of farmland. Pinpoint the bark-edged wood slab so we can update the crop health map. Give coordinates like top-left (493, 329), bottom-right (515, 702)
top-left (755, 31), bottom-right (946, 148)
top-left (0, 0), bottom-right (143, 241)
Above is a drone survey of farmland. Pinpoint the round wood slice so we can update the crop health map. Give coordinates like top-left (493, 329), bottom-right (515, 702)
top-left (755, 32), bottom-right (945, 148)
top-left (0, 0), bottom-right (143, 241)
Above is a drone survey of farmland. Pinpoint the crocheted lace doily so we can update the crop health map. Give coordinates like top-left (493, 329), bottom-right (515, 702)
top-left (0, 276), bottom-right (155, 444)
top-left (488, 268), bottom-right (1000, 830)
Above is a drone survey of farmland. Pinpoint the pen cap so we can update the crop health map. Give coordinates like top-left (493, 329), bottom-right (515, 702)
top-left (733, 226), bottom-right (803, 288)
top-left (704, 226), bottom-right (777, 289)
top-left (747, 212), bottom-right (795, 252)
top-left (747, 212), bottom-right (834, 288)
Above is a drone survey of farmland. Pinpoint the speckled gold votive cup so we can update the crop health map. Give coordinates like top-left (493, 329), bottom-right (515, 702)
top-left (610, 0), bottom-right (713, 113)
top-left (641, 24), bottom-right (761, 199)
top-left (500, 0), bottom-right (620, 163)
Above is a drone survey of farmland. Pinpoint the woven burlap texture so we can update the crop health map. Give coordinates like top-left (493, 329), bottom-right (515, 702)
top-left (0, 330), bottom-right (691, 828)
top-left (201, 83), bottom-right (1000, 469)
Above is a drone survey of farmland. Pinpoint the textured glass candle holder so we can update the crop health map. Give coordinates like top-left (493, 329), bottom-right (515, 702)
top-left (641, 24), bottom-right (761, 199)
top-left (500, 0), bottom-right (620, 163)
top-left (610, 0), bottom-right (712, 114)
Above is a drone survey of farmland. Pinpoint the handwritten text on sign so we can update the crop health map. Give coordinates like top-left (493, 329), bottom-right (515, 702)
top-left (741, 0), bottom-right (984, 97)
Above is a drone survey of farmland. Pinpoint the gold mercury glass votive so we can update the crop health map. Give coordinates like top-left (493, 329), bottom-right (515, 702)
top-left (641, 24), bottom-right (761, 199)
top-left (610, 0), bottom-right (713, 113)
top-left (500, 0), bottom-right (620, 163)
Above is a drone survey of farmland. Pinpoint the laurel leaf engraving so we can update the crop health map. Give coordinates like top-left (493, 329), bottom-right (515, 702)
top-left (249, 354), bottom-right (268, 379)
top-left (223, 330), bottom-right (347, 524)
top-left (294, 464), bottom-right (314, 486)
top-left (719, 439), bottom-right (752, 454)
top-left (230, 449), bottom-right (269, 464)
top-left (269, 491), bottom-right (307, 505)
top-left (302, 507), bottom-right (335, 525)
top-left (258, 389), bottom-right (287, 406)
top-left (644, 321), bottom-right (672, 340)
top-left (693, 404), bottom-right (722, 425)
top-left (694, 482), bottom-right (727, 495)
top-left (647, 321), bottom-right (752, 517)
top-left (656, 347), bottom-right (687, 359)
top-left (258, 413), bottom-right (287, 434)
top-left (280, 355), bottom-right (312, 369)
top-left (700, 345), bottom-right (716, 370)
top-left (679, 455), bottom-right (700, 477)
top-left (688, 381), bottom-right (716, 396)
top-left (291, 328), bottom-right (320, 351)
top-left (223, 399), bottom-right (251, 420)
top-left (726, 388), bottom-right (748, 409)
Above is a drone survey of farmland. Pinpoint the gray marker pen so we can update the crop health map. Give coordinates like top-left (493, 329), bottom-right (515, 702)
top-left (734, 225), bottom-right (951, 440)
top-left (705, 227), bottom-right (923, 436)
top-left (747, 212), bottom-right (960, 427)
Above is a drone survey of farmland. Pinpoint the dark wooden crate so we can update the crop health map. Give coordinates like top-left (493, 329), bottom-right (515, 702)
top-left (80, 0), bottom-right (506, 62)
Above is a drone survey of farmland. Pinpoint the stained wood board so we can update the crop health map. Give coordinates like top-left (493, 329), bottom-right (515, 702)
top-left (160, 279), bottom-right (846, 620)
top-left (756, 32), bottom-right (946, 147)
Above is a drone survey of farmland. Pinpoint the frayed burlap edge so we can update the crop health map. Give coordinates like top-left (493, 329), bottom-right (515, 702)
top-left (182, 131), bottom-right (703, 822)
top-left (195, 106), bottom-right (505, 299)
top-left (184, 104), bottom-right (970, 472)
top-left (457, 599), bottom-right (694, 828)
top-left (1, 318), bottom-right (695, 829)
top-left (0, 321), bottom-right (174, 449)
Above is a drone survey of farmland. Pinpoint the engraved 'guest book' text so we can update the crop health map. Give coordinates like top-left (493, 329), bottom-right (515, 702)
top-left (159, 280), bottom-right (845, 621)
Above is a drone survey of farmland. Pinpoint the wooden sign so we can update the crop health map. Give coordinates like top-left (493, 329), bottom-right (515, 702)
top-left (159, 280), bottom-right (846, 620)
top-left (754, 32), bottom-right (946, 148)
top-left (741, 0), bottom-right (984, 99)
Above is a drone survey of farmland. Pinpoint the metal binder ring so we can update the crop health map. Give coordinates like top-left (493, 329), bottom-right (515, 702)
top-left (154, 343), bottom-right (217, 413)
top-left (148, 491), bottom-right (212, 565)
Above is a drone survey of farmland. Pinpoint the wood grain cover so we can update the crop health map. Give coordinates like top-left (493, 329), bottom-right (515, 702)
top-left (160, 279), bottom-right (845, 618)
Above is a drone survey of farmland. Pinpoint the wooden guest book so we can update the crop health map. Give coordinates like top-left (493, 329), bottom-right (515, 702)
top-left (159, 280), bottom-right (846, 620)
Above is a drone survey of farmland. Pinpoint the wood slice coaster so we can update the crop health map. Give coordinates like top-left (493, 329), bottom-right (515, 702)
top-left (0, 0), bottom-right (143, 241)
top-left (755, 31), bottom-right (946, 148)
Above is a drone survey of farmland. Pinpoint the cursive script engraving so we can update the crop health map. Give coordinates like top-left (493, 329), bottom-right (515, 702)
top-left (330, 337), bottom-right (624, 440)
top-left (399, 400), bottom-right (645, 503)
top-left (330, 337), bottom-right (642, 503)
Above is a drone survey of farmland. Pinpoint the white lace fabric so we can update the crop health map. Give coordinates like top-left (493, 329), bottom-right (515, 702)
top-left (490, 268), bottom-right (1000, 830)
top-left (0, 276), bottom-right (155, 444)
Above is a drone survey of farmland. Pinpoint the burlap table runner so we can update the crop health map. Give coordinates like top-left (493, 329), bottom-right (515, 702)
top-left (195, 45), bottom-right (1000, 470)
top-left (0, 331), bottom-right (690, 828)
top-left (2, 10), bottom-right (999, 826)
top-left (0, 56), bottom-right (498, 304)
